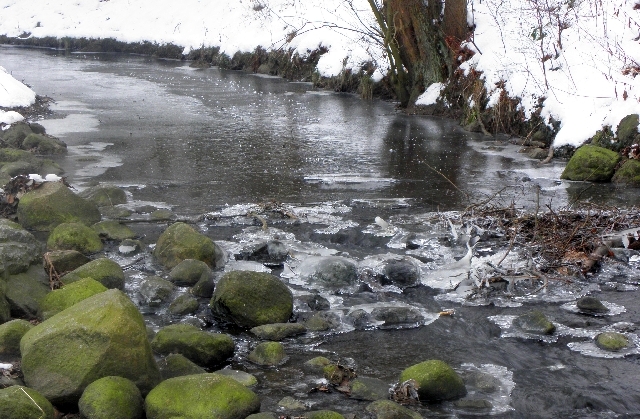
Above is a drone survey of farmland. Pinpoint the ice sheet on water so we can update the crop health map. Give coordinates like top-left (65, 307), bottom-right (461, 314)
top-left (303, 174), bottom-right (397, 190)
top-left (224, 260), bottom-right (272, 273)
top-left (568, 331), bottom-right (640, 359)
top-left (560, 300), bottom-right (626, 316)
top-left (458, 363), bottom-right (516, 416)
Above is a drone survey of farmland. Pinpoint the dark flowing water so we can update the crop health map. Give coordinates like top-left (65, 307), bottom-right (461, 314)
top-left (3, 46), bottom-right (640, 418)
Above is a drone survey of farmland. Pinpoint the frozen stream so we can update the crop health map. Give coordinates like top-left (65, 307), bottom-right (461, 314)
top-left (3, 46), bottom-right (640, 418)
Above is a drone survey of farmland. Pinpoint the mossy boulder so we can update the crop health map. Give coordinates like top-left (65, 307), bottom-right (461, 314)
top-left (612, 159), bottom-right (640, 186)
top-left (47, 222), bottom-right (104, 253)
top-left (151, 323), bottom-right (235, 368)
top-left (210, 271), bottom-right (293, 328)
top-left (17, 181), bottom-right (101, 231)
top-left (80, 185), bottom-right (128, 207)
top-left (78, 376), bottom-right (144, 419)
top-left (2, 122), bottom-right (34, 147)
top-left (513, 310), bottom-right (556, 335)
top-left (39, 278), bottom-right (107, 320)
top-left (595, 332), bottom-right (629, 351)
top-left (92, 220), bottom-right (136, 241)
top-left (0, 319), bottom-right (33, 356)
top-left (589, 126), bottom-right (615, 150)
top-left (5, 265), bottom-right (50, 319)
top-left (616, 114), bottom-right (639, 149)
top-left (61, 258), bottom-right (125, 290)
top-left (0, 219), bottom-right (43, 275)
top-left (44, 250), bottom-right (90, 274)
top-left (22, 133), bottom-right (67, 154)
top-left (191, 275), bottom-right (214, 298)
top-left (250, 322), bottom-right (306, 341)
top-left (154, 222), bottom-right (225, 269)
top-left (0, 146), bottom-right (34, 162)
top-left (364, 399), bottom-right (422, 419)
top-left (248, 341), bottom-right (286, 366)
top-left (20, 289), bottom-right (161, 405)
top-left (139, 276), bottom-right (175, 306)
top-left (304, 256), bottom-right (358, 289)
top-left (399, 359), bottom-right (467, 401)
top-left (144, 373), bottom-right (260, 419)
top-left (0, 159), bottom-right (40, 176)
top-left (0, 288), bottom-right (10, 324)
top-left (561, 145), bottom-right (621, 182)
top-left (168, 294), bottom-right (200, 315)
top-left (169, 259), bottom-right (212, 286)
top-left (306, 411), bottom-right (345, 419)
top-left (303, 356), bottom-right (332, 373)
top-left (158, 353), bottom-right (206, 380)
top-left (0, 385), bottom-right (55, 419)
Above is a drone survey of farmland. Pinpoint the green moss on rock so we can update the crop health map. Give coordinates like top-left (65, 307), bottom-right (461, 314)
top-left (47, 222), bottom-right (103, 253)
top-left (616, 114), bottom-right (639, 149)
top-left (561, 145), bottom-right (621, 182)
top-left (154, 222), bottom-right (225, 269)
top-left (169, 259), bottom-right (212, 286)
top-left (39, 278), bottom-right (107, 320)
top-left (168, 294), bottom-right (200, 316)
top-left (248, 341), bottom-right (286, 366)
top-left (0, 319), bottom-right (33, 356)
top-left (151, 323), bottom-right (235, 368)
top-left (0, 385), bottom-right (55, 419)
top-left (22, 133), bottom-right (67, 154)
top-left (210, 271), bottom-right (293, 328)
top-left (78, 376), bottom-right (144, 419)
top-left (20, 289), bottom-right (161, 405)
top-left (62, 257), bottom-right (125, 289)
top-left (215, 369), bottom-right (258, 387)
top-left (513, 310), bottom-right (556, 335)
top-left (17, 181), bottom-right (101, 231)
top-left (595, 332), bottom-right (629, 351)
top-left (399, 359), bottom-right (467, 402)
top-left (612, 159), bottom-right (640, 186)
top-left (144, 373), bottom-right (260, 419)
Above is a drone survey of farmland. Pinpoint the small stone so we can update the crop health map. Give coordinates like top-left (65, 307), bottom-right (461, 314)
top-left (576, 296), bottom-right (609, 314)
top-left (250, 323), bottom-right (306, 341)
top-left (214, 369), bottom-right (258, 387)
top-left (248, 341), bottom-right (286, 366)
top-left (278, 396), bottom-right (306, 410)
top-left (168, 294), bottom-right (200, 316)
top-left (513, 310), bottom-right (556, 335)
top-left (595, 332), bottom-right (629, 351)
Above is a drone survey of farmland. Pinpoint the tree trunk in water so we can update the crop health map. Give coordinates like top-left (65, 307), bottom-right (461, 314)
top-left (385, 0), bottom-right (448, 106)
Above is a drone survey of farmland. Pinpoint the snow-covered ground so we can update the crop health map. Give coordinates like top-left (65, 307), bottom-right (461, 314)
top-left (0, 66), bottom-right (35, 124)
top-left (0, 0), bottom-right (638, 147)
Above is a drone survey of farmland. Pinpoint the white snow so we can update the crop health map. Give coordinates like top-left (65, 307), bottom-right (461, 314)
top-left (0, 0), bottom-right (638, 146)
top-left (415, 82), bottom-right (445, 106)
top-left (0, 65), bottom-right (36, 123)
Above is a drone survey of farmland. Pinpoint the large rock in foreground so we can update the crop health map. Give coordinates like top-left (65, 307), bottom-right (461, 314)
top-left (20, 289), bottom-right (161, 405)
top-left (210, 271), bottom-right (293, 328)
top-left (399, 359), bottom-right (467, 402)
top-left (154, 222), bottom-right (225, 269)
top-left (145, 373), bottom-right (260, 419)
top-left (17, 181), bottom-right (101, 231)
top-left (561, 145), bottom-right (621, 182)
top-left (0, 385), bottom-right (55, 419)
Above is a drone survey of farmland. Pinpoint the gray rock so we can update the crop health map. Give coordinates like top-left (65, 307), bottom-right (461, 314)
top-left (79, 185), bottom-right (128, 207)
top-left (92, 220), bottom-right (136, 241)
top-left (240, 240), bottom-right (289, 266)
top-left (364, 399), bottom-right (422, 419)
top-left (5, 265), bottom-right (50, 319)
top-left (576, 296), bottom-right (609, 314)
top-left (154, 222), bottom-right (225, 269)
top-left (62, 258), bottom-right (125, 290)
top-left (306, 256), bottom-right (358, 289)
top-left (190, 275), bottom-right (215, 298)
top-left (0, 219), bottom-right (43, 275)
top-left (248, 341), bottom-right (286, 366)
top-left (43, 250), bottom-right (90, 275)
top-left (139, 276), bottom-right (175, 306)
top-left (381, 258), bottom-right (420, 288)
top-left (168, 294), bottom-right (200, 316)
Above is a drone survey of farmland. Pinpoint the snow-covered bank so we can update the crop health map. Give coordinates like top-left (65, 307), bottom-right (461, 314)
top-left (0, 0), bottom-right (639, 147)
top-left (0, 65), bottom-right (36, 124)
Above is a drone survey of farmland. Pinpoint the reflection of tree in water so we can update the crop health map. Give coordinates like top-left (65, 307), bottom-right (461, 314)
top-left (381, 116), bottom-right (472, 210)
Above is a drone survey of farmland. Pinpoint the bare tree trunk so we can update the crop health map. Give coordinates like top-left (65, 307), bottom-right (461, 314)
top-left (368, 0), bottom-right (453, 107)
top-left (443, 0), bottom-right (468, 45)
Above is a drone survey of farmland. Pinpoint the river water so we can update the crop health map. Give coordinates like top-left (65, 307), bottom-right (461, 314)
top-left (3, 46), bottom-right (640, 418)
